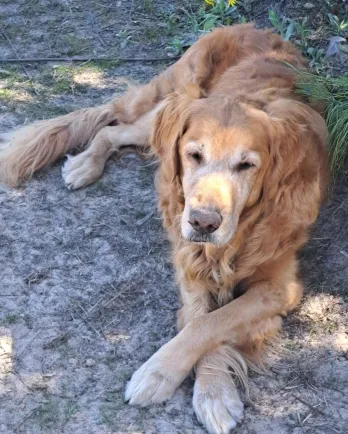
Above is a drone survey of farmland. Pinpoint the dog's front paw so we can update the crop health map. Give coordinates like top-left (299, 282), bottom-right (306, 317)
top-left (62, 153), bottom-right (104, 190)
top-left (125, 354), bottom-right (188, 406)
top-left (193, 377), bottom-right (244, 434)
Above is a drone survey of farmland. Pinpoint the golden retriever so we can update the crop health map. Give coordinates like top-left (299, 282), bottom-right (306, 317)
top-left (0, 24), bottom-right (329, 434)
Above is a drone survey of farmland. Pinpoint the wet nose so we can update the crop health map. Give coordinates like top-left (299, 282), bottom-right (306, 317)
top-left (189, 208), bottom-right (222, 234)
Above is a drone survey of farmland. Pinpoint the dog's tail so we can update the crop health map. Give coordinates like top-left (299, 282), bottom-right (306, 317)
top-left (0, 103), bottom-right (117, 186)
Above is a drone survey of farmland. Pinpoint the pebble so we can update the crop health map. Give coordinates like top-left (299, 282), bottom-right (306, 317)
top-left (84, 227), bottom-right (93, 236)
top-left (85, 358), bottom-right (96, 367)
top-left (68, 357), bottom-right (77, 366)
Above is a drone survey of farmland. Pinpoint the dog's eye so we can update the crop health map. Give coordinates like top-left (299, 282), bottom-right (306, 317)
top-left (188, 151), bottom-right (203, 164)
top-left (236, 161), bottom-right (255, 172)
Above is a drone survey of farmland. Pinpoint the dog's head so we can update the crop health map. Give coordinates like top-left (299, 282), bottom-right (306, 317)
top-left (152, 85), bottom-right (327, 246)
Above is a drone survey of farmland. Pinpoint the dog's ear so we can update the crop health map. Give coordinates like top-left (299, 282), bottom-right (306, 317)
top-left (262, 99), bottom-right (328, 226)
top-left (240, 94), bottom-right (328, 225)
top-left (151, 84), bottom-right (205, 232)
top-left (151, 84), bottom-right (205, 183)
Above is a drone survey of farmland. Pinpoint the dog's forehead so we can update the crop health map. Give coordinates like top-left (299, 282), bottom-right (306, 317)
top-left (183, 124), bottom-right (262, 156)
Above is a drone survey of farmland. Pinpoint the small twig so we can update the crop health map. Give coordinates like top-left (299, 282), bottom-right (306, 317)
top-left (43, 294), bottom-right (107, 349)
top-left (43, 286), bottom-right (133, 349)
top-left (17, 329), bottom-right (42, 359)
top-left (77, 303), bottom-right (101, 337)
top-left (14, 403), bottom-right (44, 433)
top-left (87, 10), bottom-right (106, 48)
top-left (12, 369), bottom-right (30, 389)
top-left (301, 412), bottom-right (312, 424)
top-left (340, 250), bottom-right (348, 259)
top-left (135, 210), bottom-right (155, 226)
top-left (291, 394), bottom-right (326, 417)
top-left (0, 55), bottom-right (179, 63)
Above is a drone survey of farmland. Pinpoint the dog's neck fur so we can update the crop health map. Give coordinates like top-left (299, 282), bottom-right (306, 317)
top-left (172, 198), bottom-right (263, 306)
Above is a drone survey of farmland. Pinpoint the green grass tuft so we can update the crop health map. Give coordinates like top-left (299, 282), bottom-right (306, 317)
top-left (295, 71), bottom-right (348, 170)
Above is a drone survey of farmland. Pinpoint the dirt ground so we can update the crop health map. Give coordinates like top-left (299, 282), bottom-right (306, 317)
top-left (0, 1), bottom-right (348, 433)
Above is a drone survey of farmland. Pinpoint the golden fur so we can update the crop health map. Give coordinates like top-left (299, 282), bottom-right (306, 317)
top-left (0, 24), bottom-right (329, 434)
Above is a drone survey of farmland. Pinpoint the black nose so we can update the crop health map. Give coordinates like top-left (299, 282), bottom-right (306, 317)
top-left (189, 208), bottom-right (222, 234)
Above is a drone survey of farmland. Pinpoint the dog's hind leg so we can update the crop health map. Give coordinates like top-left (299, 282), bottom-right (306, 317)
top-left (0, 71), bottom-right (173, 187)
top-left (62, 103), bottom-right (162, 190)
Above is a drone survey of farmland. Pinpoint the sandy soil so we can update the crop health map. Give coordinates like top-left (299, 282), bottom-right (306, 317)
top-left (0, 1), bottom-right (347, 433)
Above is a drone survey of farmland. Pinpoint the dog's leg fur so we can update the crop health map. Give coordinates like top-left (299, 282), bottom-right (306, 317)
top-left (125, 254), bottom-right (302, 420)
top-left (177, 289), bottom-right (245, 434)
top-left (193, 347), bottom-right (246, 434)
top-left (62, 103), bottom-right (164, 189)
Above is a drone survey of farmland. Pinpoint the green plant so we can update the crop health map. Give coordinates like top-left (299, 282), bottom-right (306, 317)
top-left (306, 46), bottom-right (325, 67)
top-left (144, 0), bottom-right (153, 14)
top-left (165, 12), bottom-right (180, 36)
top-left (0, 88), bottom-right (16, 101)
top-left (328, 13), bottom-right (348, 36)
top-left (144, 27), bottom-right (158, 41)
top-left (51, 65), bottom-right (73, 93)
top-left (268, 10), bottom-right (347, 165)
top-left (295, 70), bottom-right (348, 169)
top-left (268, 11), bottom-right (325, 70)
top-left (268, 9), bottom-right (295, 40)
top-left (166, 39), bottom-right (184, 55)
top-left (185, 0), bottom-right (240, 34)
top-left (293, 17), bottom-right (311, 50)
top-left (64, 34), bottom-right (90, 56)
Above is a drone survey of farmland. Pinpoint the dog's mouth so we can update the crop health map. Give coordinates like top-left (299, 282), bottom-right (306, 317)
top-left (182, 220), bottom-right (237, 246)
top-left (186, 232), bottom-right (215, 244)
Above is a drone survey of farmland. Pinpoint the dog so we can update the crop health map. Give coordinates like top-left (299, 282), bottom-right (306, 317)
top-left (0, 24), bottom-right (329, 434)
